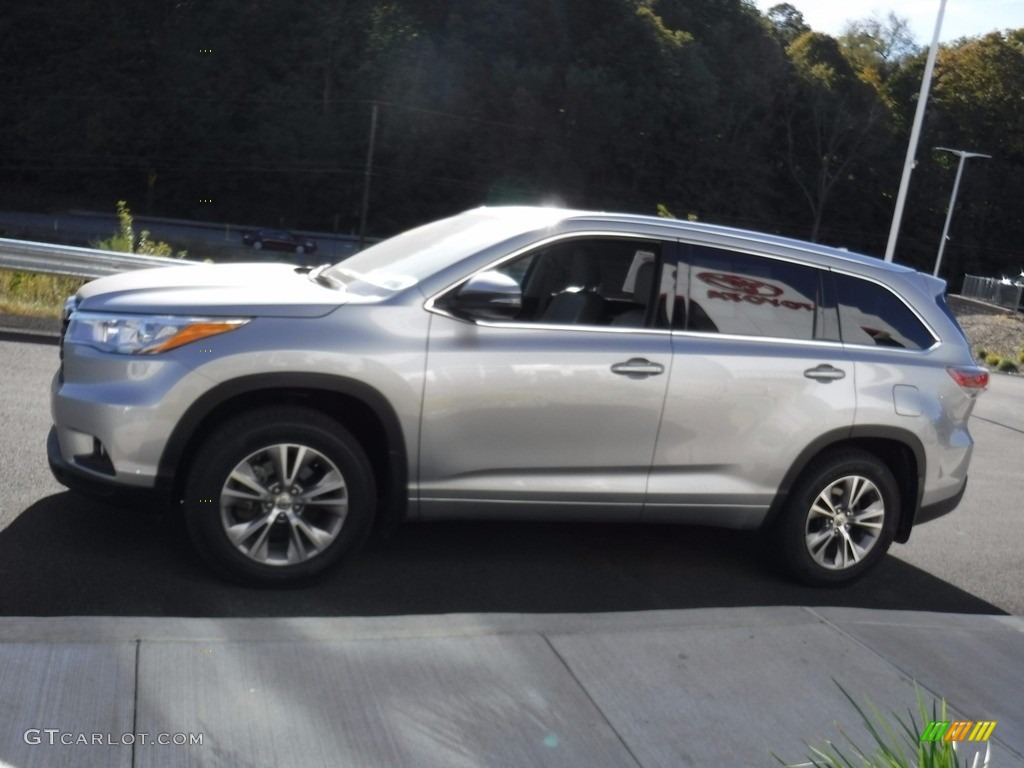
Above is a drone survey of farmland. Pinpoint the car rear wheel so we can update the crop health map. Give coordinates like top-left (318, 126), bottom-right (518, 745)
top-left (776, 449), bottom-right (898, 586)
top-left (184, 407), bottom-right (375, 586)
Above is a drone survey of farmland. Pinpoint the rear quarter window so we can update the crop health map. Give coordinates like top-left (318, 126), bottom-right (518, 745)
top-left (834, 273), bottom-right (936, 350)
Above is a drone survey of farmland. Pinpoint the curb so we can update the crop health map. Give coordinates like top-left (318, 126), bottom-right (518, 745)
top-left (0, 312), bottom-right (60, 338)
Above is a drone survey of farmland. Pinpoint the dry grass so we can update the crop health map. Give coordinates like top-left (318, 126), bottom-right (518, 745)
top-left (0, 270), bottom-right (88, 318)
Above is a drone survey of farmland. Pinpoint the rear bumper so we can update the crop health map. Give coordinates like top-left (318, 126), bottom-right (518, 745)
top-left (915, 476), bottom-right (968, 527)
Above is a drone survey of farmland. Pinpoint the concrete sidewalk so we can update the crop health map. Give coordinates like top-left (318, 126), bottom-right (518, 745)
top-left (1, 607), bottom-right (1022, 767)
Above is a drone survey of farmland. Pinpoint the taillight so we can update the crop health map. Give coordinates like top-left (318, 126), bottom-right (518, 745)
top-left (947, 365), bottom-right (989, 395)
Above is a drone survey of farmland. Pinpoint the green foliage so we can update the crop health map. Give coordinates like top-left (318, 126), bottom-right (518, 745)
top-left (894, 31), bottom-right (1024, 272)
top-left (782, 30), bottom-right (890, 241)
top-left (135, 229), bottom-right (181, 258)
top-left (996, 358), bottom-right (1019, 373)
top-left (0, 0), bottom-right (1020, 275)
top-left (839, 12), bottom-right (919, 86)
top-left (933, 33), bottom-right (1024, 158)
top-left (975, 347), bottom-right (988, 360)
top-left (789, 31), bottom-right (859, 90)
top-left (1018, 349), bottom-right (1024, 364)
top-left (774, 680), bottom-right (990, 768)
top-left (93, 201), bottom-right (186, 258)
top-left (985, 353), bottom-right (1001, 366)
top-left (766, 3), bottom-right (810, 44)
top-left (93, 200), bottom-right (135, 253)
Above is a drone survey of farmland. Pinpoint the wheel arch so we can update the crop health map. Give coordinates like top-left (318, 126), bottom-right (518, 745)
top-left (763, 426), bottom-right (925, 544)
top-left (158, 373), bottom-right (409, 534)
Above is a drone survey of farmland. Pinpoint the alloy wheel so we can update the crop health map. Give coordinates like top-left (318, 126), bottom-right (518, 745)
top-left (803, 474), bottom-right (885, 571)
top-left (219, 443), bottom-right (348, 566)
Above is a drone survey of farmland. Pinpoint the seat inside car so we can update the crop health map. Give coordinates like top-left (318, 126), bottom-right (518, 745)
top-left (610, 260), bottom-right (654, 327)
top-left (539, 251), bottom-right (607, 325)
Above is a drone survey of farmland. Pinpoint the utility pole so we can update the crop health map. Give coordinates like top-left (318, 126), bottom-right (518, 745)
top-left (884, 0), bottom-right (947, 262)
top-left (358, 102), bottom-right (379, 251)
top-left (933, 147), bottom-right (991, 278)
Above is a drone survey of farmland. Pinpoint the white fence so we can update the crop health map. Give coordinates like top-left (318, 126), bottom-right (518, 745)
top-left (961, 275), bottom-right (1024, 312)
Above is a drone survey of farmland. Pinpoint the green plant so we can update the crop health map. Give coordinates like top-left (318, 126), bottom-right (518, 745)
top-left (773, 680), bottom-right (991, 768)
top-left (1018, 349), bottom-right (1024, 364)
top-left (996, 358), bottom-right (1018, 373)
top-left (984, 353), bottom-right (1001, 366)
top-left (974, 347), bottom-right (988, 361)
top-left (93, 200), bottom-right (187, 258)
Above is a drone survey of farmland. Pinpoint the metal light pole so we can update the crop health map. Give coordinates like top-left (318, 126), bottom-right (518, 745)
top-left (358, 101), bottom-right (379, 251)
top-left (933, 147), bottom-right (991, 278)
top-left (884, 0), bottom-right (947, 263)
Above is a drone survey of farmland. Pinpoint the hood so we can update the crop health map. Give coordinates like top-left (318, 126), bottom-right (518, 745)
top-left (76, 262), bottom-right (359, 317)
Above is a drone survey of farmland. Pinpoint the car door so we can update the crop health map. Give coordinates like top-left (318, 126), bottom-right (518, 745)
top-left (418, 236), bottom-right (675, 521)
top-left (646, 242), bottom-right (856, 527)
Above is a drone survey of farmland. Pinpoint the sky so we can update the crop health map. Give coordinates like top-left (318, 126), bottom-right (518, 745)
top-left (752, 0), bottom-right (1023, 43)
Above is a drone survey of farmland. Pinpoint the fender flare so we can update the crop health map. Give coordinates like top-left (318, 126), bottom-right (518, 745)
top-left (156, 372), bottom-right (409, 530)
top-left (762, 425), bottom-right (926, 543)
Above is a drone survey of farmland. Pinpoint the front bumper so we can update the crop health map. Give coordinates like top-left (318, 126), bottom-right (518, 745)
top-left (47, 427), bottom-right (165, 510)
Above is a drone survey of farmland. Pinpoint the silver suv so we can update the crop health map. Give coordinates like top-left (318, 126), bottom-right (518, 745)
top-left (49, 207), bottom-right (988, 586)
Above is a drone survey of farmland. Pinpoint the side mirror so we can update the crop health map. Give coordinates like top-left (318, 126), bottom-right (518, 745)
top-left (448, 271), bottom-right (522, 321)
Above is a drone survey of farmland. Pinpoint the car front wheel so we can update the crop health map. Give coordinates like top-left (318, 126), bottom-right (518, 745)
top-left (776, 449), bottom-right (898, 586)
top-left (184, 407), bottom-right (376, 585)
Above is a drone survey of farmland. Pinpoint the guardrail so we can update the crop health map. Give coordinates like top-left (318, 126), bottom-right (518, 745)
top-left (0, 237), bottom-right (201, 279)
top-left (961, 274), bottom-right (1024, 312)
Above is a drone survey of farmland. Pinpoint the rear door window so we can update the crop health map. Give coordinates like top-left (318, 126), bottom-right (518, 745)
top-left (679, 245), bottom-right (830, 342)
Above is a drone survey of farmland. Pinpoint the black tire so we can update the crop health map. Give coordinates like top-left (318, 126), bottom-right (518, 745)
top-left (775, 449), bottom-right (899, 587)
top-left (184, 407), bottom-right (376, 586)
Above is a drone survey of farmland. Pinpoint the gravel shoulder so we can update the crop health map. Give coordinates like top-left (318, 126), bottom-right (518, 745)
top-left (949, 296), bottom-right (1024, 367)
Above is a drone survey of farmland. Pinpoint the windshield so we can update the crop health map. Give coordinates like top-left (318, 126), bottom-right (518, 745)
top-left (323, 208), bottom-right (567, 296)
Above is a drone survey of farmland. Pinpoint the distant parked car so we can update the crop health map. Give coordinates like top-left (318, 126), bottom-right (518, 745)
top-left (241, 228), bottom-right (317, 255)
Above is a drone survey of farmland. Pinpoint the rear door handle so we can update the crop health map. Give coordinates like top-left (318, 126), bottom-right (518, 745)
top-left (804, 364), bottom-right (846, 382)
top-left (611, 358), bottom-right (665, 378)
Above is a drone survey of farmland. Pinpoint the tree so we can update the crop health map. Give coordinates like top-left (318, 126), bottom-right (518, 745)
top-left (766, 3), bottom-right (810, 44)
top-left (781, 32), bottom-right (889, 242)
top-left (839, 13), bottom-right (919, 89)
top-left (904, 32), bottom-right (1024, 276)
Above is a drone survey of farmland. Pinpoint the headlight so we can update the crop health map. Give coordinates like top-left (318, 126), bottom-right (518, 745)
top-left (67, 312), bottom-right (250, 355)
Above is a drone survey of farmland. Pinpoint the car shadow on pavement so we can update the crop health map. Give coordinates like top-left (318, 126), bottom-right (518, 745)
top-left (0, 492), bottom-right (1005, 617)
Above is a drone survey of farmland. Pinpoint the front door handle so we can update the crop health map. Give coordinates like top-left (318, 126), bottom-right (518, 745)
top-left (611, 358), bottom-right (665, 378)
top-left (804, 364), bottom-right (846, 382)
